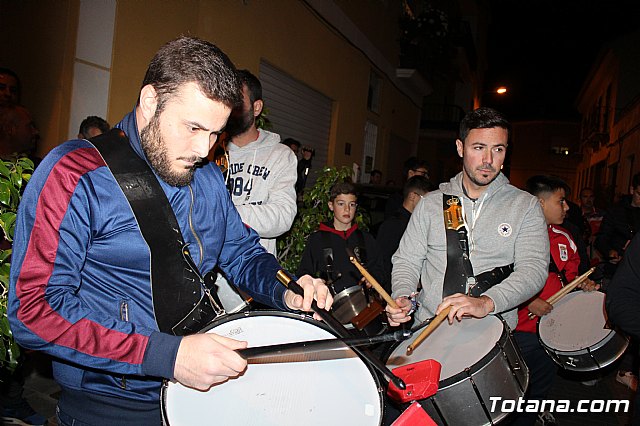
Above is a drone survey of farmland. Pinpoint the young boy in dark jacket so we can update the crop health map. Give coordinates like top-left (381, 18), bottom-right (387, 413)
top-left (297, 182), bottom-right (386, 295)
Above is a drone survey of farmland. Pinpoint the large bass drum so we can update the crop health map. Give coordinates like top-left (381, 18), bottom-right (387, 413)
top-left (538, 291), bottom-right (628, 371)
top-left (161, 311), bottom-right (383, 425)
top-left (385, 315), bottom-right (528, 426)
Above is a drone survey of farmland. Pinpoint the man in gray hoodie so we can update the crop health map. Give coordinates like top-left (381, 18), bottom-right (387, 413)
top-left (224, 69), bottom-right (297, 256)
top-left (386, 107), bottom-right (548, 330)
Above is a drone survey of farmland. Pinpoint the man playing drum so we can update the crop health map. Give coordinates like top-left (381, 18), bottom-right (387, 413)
top-left (8, 37), bottom-right (331, 426)
top-left (386, 106), bottom-right (548, 335)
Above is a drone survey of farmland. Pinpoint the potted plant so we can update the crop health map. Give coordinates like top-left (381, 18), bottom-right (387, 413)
top-left (0, 156), bottom-right (34, 374)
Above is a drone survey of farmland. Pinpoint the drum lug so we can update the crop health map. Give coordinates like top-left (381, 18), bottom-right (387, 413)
top-left (566, 357), bottom-right (578, 368)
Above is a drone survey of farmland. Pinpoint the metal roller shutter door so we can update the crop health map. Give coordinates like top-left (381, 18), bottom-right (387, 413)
top-left (259, 61), bottom-right (332, 189)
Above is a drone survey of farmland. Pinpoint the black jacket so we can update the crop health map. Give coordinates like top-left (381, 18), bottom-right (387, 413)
top-left (297, 222), bottom-right (386, 294)
top-left (595, 196), bottom-right (640, 256)
top-left (606, 233), bottom-right (640, 339)
top-left (376, 207), bottom-right (411, 292)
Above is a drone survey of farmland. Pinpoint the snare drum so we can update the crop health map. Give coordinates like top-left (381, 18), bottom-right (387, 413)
top-left (331, 286), bottom-right (385, 336)
top-left (161, 311), bottom-right (383, 425)
top-left (538, 291), bottom-right (628, 371)
top-left (386, 316), bottom-right (528, 426)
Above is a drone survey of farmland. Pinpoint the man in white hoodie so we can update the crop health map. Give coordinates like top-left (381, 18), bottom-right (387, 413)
top-left (214, 70), bottom-right (298, 311)
top-left (224, 69), bottom-right (297, 255)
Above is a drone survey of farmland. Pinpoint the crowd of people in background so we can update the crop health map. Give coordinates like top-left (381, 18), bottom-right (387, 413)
top-left (3, 36), bottom-right (640, 426)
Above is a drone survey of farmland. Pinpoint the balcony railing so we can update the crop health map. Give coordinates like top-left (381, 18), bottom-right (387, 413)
top-left (421, 103), bottom-right (465, 131)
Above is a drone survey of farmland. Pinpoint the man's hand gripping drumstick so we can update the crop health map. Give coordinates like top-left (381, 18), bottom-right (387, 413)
top-left (527, 266), bottom-right (598, 319)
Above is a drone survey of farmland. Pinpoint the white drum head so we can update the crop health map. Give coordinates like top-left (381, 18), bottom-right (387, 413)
top-left (539, 291), bottom-right (610, 351)
top-left (386, 316), bottom-right (503, 381)
top-left (163, 313), bottom-right (381, 426)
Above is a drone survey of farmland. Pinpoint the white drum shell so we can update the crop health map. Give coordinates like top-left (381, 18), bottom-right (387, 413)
top-left (537, 291), bottom-right (629, 371)
top-left (386, 316), bottom-right (528, 426)
top-left (162, 311), bottom-right (382, 426)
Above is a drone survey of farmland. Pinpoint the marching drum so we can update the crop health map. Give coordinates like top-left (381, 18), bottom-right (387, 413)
top-left (538, 291), bottom-right (628, 371)
top-left (386, 316), bottom-right (529, 426)
top-left (331, 285), bottom-right (385, 335)
top-left (161, 311), bottom-right (383, 426)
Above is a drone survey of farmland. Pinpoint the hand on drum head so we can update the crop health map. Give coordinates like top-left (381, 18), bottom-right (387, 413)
top-left (527, 297), bottom-right (553, 317)
top-left (174, 333), bottom-right (248, 391)
top-left (437, 294), bottom-right (495, 324)
top-left (385, 297), bottom-right (413, 327)
top-left (577, 278), bottom-right (600, 292)
top-left (284, 274), bottom-right (333, 321)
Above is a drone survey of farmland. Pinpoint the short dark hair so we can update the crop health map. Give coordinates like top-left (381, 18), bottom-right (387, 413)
top-left (79, 116), bottom-right (110, 136)
top-left (459, 107), bottom-right (511, 142)
top-left (237, 69), bottom-right (262, 104)
top-left (370, 169), bottom-right (382, 177)
top-left (525, 175), bottom-right (570, 198)
top-left (281, 138), bottom-right (301, 149)
top-left (141, 36), bottom-right (241, 112)
top-left (633, 172), bottom-right (640, 189)
top-left (329, 181), bottom-right (357, 201)
top-left (402, 157), bottom-right (429, 179)
top-left (403, 175), bottom-right (436, 199)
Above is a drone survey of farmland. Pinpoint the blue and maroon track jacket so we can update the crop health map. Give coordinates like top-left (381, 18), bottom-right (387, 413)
top-left (8, 109), bottom-right (287, 421)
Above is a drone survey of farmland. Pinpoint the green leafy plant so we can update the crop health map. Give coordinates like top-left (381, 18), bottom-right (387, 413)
top-left (255, 106), bottom-right (272, 130)
top-left (277, 166), bottom-right (369, 272)
top-left (0, 156), bottom-right (34, 374)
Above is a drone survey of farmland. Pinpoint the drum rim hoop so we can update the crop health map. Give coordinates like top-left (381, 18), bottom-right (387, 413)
top-left (383, 315), bottom-right (511, 388)
top-left (161, 310), bottom-right (385, 424)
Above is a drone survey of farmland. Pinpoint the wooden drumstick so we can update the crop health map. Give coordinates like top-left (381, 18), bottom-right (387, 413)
top-left (349, 256), bottom-right (398, 309)
top-left (406, 305), bottom-right (452, 355)
top-left (528, 267), bottom-right (595, 319)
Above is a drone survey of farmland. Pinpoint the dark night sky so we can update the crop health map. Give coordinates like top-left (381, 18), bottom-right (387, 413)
top-left (482, 0), bottom-right (640, 121)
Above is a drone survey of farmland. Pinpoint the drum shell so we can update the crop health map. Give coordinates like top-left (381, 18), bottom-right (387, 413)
top-left (537, 291), bottom-right (629, 372)
top-left (161, 310), bottom-right (384, 426)
top-left (331, 286), bottom-right (385, 336)
top-left (331, 285), bottom-right (369, 323)
top-left (385, 316), bottom-right (529, 426)
top-left (539, 329), bottom-right (628, 371)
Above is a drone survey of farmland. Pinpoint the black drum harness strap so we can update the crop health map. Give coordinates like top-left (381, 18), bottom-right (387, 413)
top-left (90, 129), bottom-right (224, 336)
top-left (442, 194), bottom-right (514, 298)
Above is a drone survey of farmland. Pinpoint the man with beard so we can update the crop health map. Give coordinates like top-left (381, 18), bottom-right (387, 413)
top-left (224, 69), bottom-right (297, 256)
top-left (8, 37), bottom-right (331, 425)
top-left (386, 107), bottom-right (548, 333)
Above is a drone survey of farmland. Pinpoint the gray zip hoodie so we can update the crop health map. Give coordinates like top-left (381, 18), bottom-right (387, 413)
top-left (391, 172), bottom-right (549, 329)
top-left (226, 129), bottom-right (297, 255)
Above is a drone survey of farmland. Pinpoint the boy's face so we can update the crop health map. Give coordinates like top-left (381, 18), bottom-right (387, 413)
top-left (540, 188), bottom-right (569, 225)
top-left (329, 193), bottom-right (357, 229)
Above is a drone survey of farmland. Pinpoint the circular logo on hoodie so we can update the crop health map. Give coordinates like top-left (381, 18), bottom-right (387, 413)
top-left (498, 223), bottom-right (512, 237)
